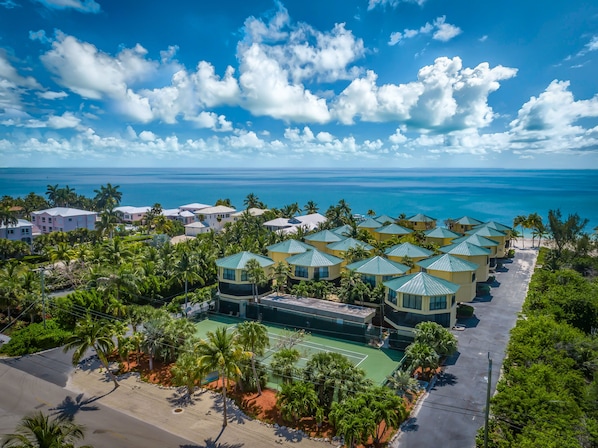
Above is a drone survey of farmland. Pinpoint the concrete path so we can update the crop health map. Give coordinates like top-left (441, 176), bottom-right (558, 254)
top-left (393, 247), bottom-right (538, 448)
top-left (67, 361), bottom-right (334, 448)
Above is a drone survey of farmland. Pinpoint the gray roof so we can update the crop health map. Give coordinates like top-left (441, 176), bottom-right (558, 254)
top-left (266, 239), bottom-right (313, 254)
top-left (375, 214), bottom-right (395, 224)
top-left (327, 237), bottom-right (373, 251)
top-left (216, 251), bottom-right (274, 269)
top-left (375, 223), bottom-right (413, 236)
top-left (454, 216), bottom-right (483, 226)
top-left (385, 242), bottom-right (433, 258)
top-left (476, 221), bottom-right (512, 232)
top-left (32, 207), bottom-right (96, 217)
top-left (357, 217), bottom-right (383, 229)
top-left (417, 254), bottom-right (478, 272)
top-left (407, 213), bottom-right (436, 223)
top-left (304, 229), bottom-right (345, 243)
top-left (466, 226), bottom-right (507, 238)
top-left (286, 249), bottom-right (343, 267)
top-left (346, 256), bottom-right (410, 276)
top-left (440, 241), bottom-right (492, 256)
top-left (424, 227), bottom-right (461, 239)
top-left (330, 224), bottom-right (353, 237)
top-left (384, 272), bottom-right (460, 296)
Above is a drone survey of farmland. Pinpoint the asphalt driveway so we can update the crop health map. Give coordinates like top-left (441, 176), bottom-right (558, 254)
top-left (393, 248), bottom-right (538, 448)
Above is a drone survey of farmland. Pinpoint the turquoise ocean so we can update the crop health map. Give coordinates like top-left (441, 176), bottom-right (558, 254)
top-left (1, 168), bottom-right (597, 231)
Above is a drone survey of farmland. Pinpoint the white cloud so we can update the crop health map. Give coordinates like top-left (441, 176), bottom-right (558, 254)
top-left (37, 90), bottom-right (68, 100)
top-left (0, 53), bottom-right (41, 89)
top-left (368, 0), bottom-right (426, 10)
top-left (332, 57), bottom-right (517, 130)
top-left (139, 130), bottom-right (156, 141)
top-left (316, 131), bottom-right (334, 142)
top-left (585, 36), bottom-right (598, 52)
top-left (388, 16), bottom-right (461, 46)
top-left (33, 0), bottom-right (100, 13)
top-left (47, 111), bottom-right (80, 129)
top-left (389, 128), bottom-right (407, 144)
top-left (284, 126), bottom-right (315, 142)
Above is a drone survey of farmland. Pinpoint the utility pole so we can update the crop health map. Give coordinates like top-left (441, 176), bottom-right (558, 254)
top-left (484, 352), bottom-right (493, 448)
top-left (40, 268), bottom-right (46, 329)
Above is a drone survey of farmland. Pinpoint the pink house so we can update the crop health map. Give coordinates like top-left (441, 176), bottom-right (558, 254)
top-left (31, 207), bottom-right (97, 234)
top-left (0, 219), bottom-right (33, 243)
top-left (115, 206), bottom-right (151, 223)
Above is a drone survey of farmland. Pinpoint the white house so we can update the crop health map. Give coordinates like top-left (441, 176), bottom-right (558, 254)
top-left (162, 209), bottom-right (196, 225)
top-left (179, 203), bottom-right (212, 213)
top-left (263, 213), bottom-right (327, 233)
top-left (31, 208), bottom-right (97, 234)
top-left (0, 219), bottom-right (33, 243)
top-left (231, 208), bottom-right (269, 222)
top-left (114, 206), bottom-right (151, 223)
top-left (184, 221), bottom-right (210, 237)
top-left (194, 205), bottom-right (236, 231)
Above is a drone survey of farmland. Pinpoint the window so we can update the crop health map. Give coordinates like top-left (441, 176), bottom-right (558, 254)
top-left (295, 266), bottom-right (308, 278)
top-left (223, 268), bottom-right (235, 281)
top-left (382, 275), bottom-right (394, 282)
top-left (68, 218), bottom-right (72, 222)
top-left (402, 293), bottom-right (422, 310)
top-left (42, 217), bottom-right (46, 223)
top-left (451, 295), bottom-right (456, 306)
top-left (387, 289), bottom-right (397, 305)
top-left (429, 295), bottom-right (447, 310)
top-left (241, 270), bottom-right (248, 281)
top-left (472, 272), bottom-right (476, 282)
top-left (421, 267), bottom-right (427, 273)
top-left (8, 229), bottom-right (14, 234)
top-left (314, 267), bottom-right (329, 279)
top-left (361, 274), bottom-right (376, 287)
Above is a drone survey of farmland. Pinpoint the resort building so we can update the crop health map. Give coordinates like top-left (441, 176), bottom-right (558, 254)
top-left (406, 213), bottom-right (437, 231)
top-left (114, 206), bottom-right (150, 224)
top-left (31, 207), bottom-right (97, 234)
top-left (178, 203), bottom-right (211, 213)
top-left (383, 272), bottom-right (459, 337)
top-left (357, 217), bottom-right (383, 238)
top-left (466, 225), bottom-right (509, 258)
top-left (216, 251), bottom-right (275, 315)
top-left (417, 254), bottom-right (478, 303)
top-left (184, 221), bottom-right (210, 237)
top-left (0, 219), bottom-right (33, 244)
top-left (195, 205), bottom-right (236, 231)
top-left (385, 242), bottom-right (434, 273)
top-left (330, 224), bottom-right (353, 237)
top-left (346, 255), bottom-right (410, 288)
top-left (263, 213), bottom-right (327, 234)
top-left (449, 216), bottom-right (483, 234)
top-left (375, 214), bottom-right (396, 225)
top-left (304, 229), bottom-right (345, 252)
top-left (286, 249), bottom-right (343, 284)
top-left (162, 208), bottom-right (196, 225)
top-left (266, 239), bottom-right (314, 264)
top-left (423, 227), bottom-right (461, 247)
top-left (374, 223), bottom-right (413, 242)
top-left (479, 221), bottom-right (512, 234)
top-left (440, 241), bottom-right (491, 282)
top-left (326, 237), bottom-right (373, 264)
top-left (453, 234), bottom-right (500, 259)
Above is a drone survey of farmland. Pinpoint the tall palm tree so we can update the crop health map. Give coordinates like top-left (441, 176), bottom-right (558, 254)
top-left (63, 315), bottom-right (120, 388)
top-left (245, 258), bottom-right (268, 303)
top-left (45, 184), bottom-right (59, 207)
top-left (171, 246), bottom-right (203, 315)
top-left (270, 348), bottom-right (301, 384)
top-left (93, 183), bottom-right (122, 211)
top-left (526, 212), bottom-right (543, 248)
top-left (140, 317), bottom-right (167, 371)
top-left (0, 205), bottom-right (18, 228)
top-left (339, 270), bottom-right (370, 304)
top-left (513, 215), bottom-right (528, 248)
top-left (276, 381), bottom-right (320, 424)
top-left (96, 208), bottom-right (120, 239)
top-left (1, 411), bottom-right (91, 448)
top-left (197, 327), bottom-right (249, 427)
top-left (303, 200), bottom-right (318, 214)
top-left (243, 193), bottom-right (261, 209)
top-left (236, 321), bottom-right (270, 396)
top-left (272, 261), bottom-right (290, 294)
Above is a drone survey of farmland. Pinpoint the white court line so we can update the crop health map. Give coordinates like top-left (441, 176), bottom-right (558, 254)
top-left (266, 333), bottom-right (367, 364)
top-left (354, 355), bottom-right (368, 368)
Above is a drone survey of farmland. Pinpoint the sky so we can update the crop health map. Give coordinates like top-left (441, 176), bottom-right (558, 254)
top-left (0, 0), bottom-right (597, 169)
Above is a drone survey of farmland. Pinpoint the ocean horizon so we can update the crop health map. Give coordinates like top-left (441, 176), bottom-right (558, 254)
top-left (1, 168), bottom-right (597, 231)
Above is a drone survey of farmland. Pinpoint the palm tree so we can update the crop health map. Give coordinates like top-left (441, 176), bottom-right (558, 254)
top-left (413, 321), bottom-right (457, 357)
top-left (171, 246), bottom-right (203, 315)
top-left (2, 411), bottom-right (91, 448)
top-left (270, 348), bottom-right (301, 384)
top-left (235, 321), bottom-right (270, 396)
top-left (197, 327), bottom-right (249, 427)
top-left (513, 215), bottom-right (528, 248)
top-left (533, 221), bottom-right (548, 248)
top-left (303, 200), bottom-right (318, 214)
top-left (387, 369), bottom-right (420, 397)
top-left (171, 351), bottom-right (207, 401)
top-left (243, 193), bottom-right (262, 209)
top-left (96, 208), bottom-right (120, 239)
top-left (0, 205), bottom-right (18, 228)
top-left (272, 261), bottom-right (290, 294)
top-left (276, 381), bottom-right (320, 424)
top-left (245, 258), bottom-right (268, 303)
top-left (45, 184), bottom-right (59, 207)
top-left (405, 341), bottom-right (440, 380)
top-left (338, 270), bottom-right (370, 304)
top-left (140, 318), bottom-right (167, 371)
top-left (63, 315), bottom-right (120, 388)
top-left (526, 212), bottom-right (543, 248)
top-left (93, 183), bottom-right (122, 211)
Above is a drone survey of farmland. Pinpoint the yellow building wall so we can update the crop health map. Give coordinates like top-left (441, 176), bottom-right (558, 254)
top-left (387, 255), bottom-right (426, 273)
top-left (410, 221), bottom-right (436, 231)
top-left (383, 294), bottom-right (457, 335)
top-left (425, 236), bottom-right (456, 246)
top-left (451, 254), bottom-right (489, 282)
top-left (305, 241), bottom-right (329, 252)
top-left (268, 251), bottom-right (291, 264)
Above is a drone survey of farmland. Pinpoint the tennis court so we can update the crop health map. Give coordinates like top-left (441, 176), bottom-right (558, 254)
top-left (194, 314), bottom-right (403, 385)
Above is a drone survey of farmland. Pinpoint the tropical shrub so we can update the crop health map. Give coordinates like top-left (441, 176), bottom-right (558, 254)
top-left (0, 320), bottom-right (71, 356)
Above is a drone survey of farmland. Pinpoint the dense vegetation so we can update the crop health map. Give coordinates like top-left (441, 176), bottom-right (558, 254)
top-left (480, 213), bottom-right (598, 447)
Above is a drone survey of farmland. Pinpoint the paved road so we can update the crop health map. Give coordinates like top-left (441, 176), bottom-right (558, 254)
top-left (0, 346), bottom-right (75, 387)
top-left (393, 248), bottom-right (538, 448)
top-left (0, 362), bottom-right (200, 448)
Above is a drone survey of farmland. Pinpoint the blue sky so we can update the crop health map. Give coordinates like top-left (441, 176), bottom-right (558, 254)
top-left (0, 0), bottom-right (597, 168)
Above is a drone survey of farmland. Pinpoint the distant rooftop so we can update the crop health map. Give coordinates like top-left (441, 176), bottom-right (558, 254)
top-left (32, 207), bottom-right (96, 217)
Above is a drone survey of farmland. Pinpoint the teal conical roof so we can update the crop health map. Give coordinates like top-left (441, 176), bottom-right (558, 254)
top-left (478, 221), bottom-right (512, 232)
top-left (286, 249), bottom-right (343, 267)
top-left (453, 234), bottom-right (499, 247)
top-left (375, 223), bottom-right (413, 236)
top-left (384, 272), bottom-right (459, 296)
top-left (440, 241), bottom-right (491, 256)
top-left (417, 254), bottom-right (478, 272)
top-left (375, 214), bottom-right (395, 225)
top-left (347, 256), bottom-right (409, 276)
top-left (385, 242), bottom-right (433, 258)
top-left (424, 227), bottom-right (461, 239)
top-left (216, 251), bottom-right (274, 269)
top-left (267, 239), bottom-right (313, 254)
top-left (454, 216), bottom-right (483, 226)
top-left (330, 224), bottom-right (353, 237)
top-left (407, 213), bottom-right (436, 223)
top-left (304, 230), bottom-right (345, 243)
top-left (358, 217), bottom-right (383, 229)
top-left (327, 237), bottom-right (373, 251)
top-left (466, 226), bottom-right (507, 238)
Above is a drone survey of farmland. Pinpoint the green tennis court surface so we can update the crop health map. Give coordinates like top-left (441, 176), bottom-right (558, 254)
top-left (195, 314), bottom-right (404, 386)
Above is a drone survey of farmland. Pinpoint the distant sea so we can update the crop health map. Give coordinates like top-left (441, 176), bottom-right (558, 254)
top-left (1, 168), bottom-right (597, 231)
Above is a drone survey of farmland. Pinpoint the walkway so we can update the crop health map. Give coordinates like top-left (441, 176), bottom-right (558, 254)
top-left (393, 247), bottom-right (538, 448)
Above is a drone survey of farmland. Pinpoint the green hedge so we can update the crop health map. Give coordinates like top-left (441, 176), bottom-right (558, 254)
top-left (0, 320), bottom-right (71, 356)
